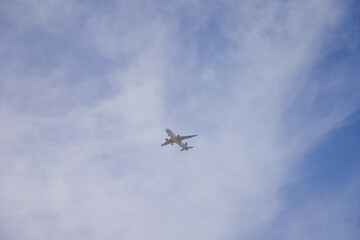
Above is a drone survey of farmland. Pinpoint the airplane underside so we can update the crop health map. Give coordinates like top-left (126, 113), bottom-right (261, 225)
top-left (161, 129), bottom-right (197, 151)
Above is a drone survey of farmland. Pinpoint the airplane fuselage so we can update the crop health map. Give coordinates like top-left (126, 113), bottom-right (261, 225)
top-left (166, 129), bottom-right (187, 150)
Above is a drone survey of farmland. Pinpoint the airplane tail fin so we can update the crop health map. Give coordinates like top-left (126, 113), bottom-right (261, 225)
top-left (181, 142), bottom-right (193, 151)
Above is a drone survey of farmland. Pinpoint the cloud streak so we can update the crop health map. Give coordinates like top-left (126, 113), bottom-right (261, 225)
top-left (0, 0), bottom-right (359, 239)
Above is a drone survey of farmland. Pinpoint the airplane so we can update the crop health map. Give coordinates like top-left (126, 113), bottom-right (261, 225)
top-left (161, 129), bottom-right (197, 151)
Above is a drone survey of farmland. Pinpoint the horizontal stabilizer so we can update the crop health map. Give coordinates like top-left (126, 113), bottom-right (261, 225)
top-left (181, 146), bottom-right (193, 151)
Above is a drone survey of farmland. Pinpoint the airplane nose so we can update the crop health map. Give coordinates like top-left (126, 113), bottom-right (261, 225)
top-left (166, 128), bottom-right (170, 132)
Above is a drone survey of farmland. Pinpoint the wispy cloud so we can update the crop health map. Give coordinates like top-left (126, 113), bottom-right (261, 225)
top-left (0, 0), bottom-right (359, 239)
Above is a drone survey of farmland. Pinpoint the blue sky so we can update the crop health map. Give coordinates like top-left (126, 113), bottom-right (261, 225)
top-left (0, 0), bottom-right (359, 239)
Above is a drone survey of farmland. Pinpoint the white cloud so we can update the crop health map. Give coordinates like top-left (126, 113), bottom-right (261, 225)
top-left (0, 0), bottom-right (359, 239)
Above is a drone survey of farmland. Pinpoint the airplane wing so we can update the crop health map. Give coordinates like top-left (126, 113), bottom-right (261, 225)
top-left (161, 139), bottom-right (174, 146)
top-left (178, 134), bottom-right (197, 140)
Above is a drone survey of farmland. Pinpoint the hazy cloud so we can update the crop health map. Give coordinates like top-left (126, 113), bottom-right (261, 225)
top-left (0, 0), bottom-right (359, 239)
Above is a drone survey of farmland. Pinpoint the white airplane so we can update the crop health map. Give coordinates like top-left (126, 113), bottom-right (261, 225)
top-left (161, 129), bottom-right (197, 151)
